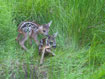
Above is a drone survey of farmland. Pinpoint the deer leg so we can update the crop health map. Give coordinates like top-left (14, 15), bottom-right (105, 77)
top-left (29, 37), bottom-right (32, 46)
top-left (31, 34), bottom-right (39, 45)
top-left (46, 49), bottom-right (55, 56)
top-left (33, 37), bottom-right (39, 45)
top-left (16, 33), bottom-right (21, 42)
top-left (19, 34), bottom-right (28, 51)
top-left (40, 48), bottom-right (46, 65)
top-left (29, 30), bottom-right (33, 46)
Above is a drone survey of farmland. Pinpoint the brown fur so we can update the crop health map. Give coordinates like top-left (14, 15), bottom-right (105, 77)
top-left (16, 21), bottom-right (52, 51)
top-left (39, 33), bottom-right (58, 65)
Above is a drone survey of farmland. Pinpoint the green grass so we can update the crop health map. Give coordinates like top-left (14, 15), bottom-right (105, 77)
top-left (0, 0), bottom-right (105, 79)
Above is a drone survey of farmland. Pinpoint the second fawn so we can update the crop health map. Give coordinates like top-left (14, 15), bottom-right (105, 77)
top-left (39, 32), bottom-right (58, 65)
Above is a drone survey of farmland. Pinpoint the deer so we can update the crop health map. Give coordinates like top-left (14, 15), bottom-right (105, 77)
top-left (16, 21), bottom-right (52, 51)
top-left (38, 32), bottom-right (58, 65)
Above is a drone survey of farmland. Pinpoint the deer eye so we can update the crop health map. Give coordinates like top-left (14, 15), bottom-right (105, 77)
top-left (43, 30), bottom-right (46, 32)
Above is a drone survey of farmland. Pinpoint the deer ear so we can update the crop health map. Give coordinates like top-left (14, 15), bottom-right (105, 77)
top-left (53, 32), bottom-right (58, 37)
top-left (47, 20), bottom-right (52, 27)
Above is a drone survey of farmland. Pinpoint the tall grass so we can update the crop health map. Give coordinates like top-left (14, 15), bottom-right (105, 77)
top-left (0, 0), bottom-right (105, 79)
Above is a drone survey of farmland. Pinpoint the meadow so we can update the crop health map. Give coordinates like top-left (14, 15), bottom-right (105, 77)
top-left (0, 0), bottom-right (105, 79)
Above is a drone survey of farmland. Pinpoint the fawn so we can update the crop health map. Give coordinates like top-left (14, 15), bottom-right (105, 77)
top-left (39, 32), bottom-right (58, 65)
top-left (16, 21), bottom-right (52, 50)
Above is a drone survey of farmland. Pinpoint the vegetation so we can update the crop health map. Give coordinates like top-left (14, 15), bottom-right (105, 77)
top-left (0, 0), bottom-right (105, 79)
